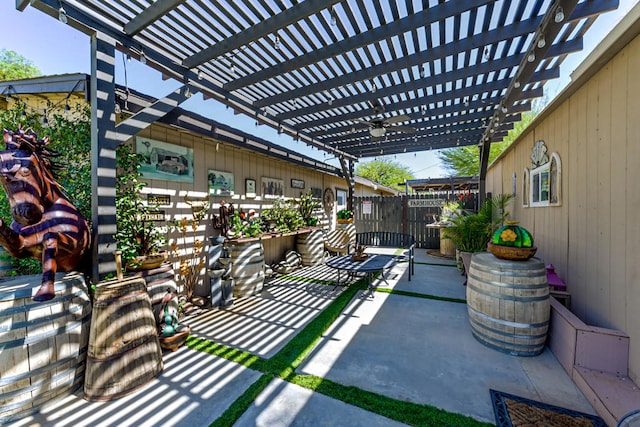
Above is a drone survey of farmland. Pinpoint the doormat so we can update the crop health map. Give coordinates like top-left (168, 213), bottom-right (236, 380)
top-left (490, 389), bottom-right (607, 427)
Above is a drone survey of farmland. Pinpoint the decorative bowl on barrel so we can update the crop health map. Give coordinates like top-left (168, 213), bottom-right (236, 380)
top-left (488, 222), bottom-right (537, 261)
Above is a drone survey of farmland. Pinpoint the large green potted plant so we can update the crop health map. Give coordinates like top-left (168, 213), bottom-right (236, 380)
top-left (115, 143), bottom-right (166, 271)
top-left (443, 194), bottom-right (514, 275)
top-left (297, 191), bottom-right (320, 226)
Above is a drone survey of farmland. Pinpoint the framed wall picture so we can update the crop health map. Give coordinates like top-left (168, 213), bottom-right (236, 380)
top-left (291, 179), bottom-right (305, 189)
top-left (245, 178), bottom-right (256, 198)
top-left (208, 169), bottom-right (234, 195)
top-left (311, 187), bottom-right (322, 199)
top-left (136, 136), bottom-right (194, 183)
top-left (261, 177), bottom-right (284, 198)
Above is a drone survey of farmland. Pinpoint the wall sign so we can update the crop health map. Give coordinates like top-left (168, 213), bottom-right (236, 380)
top-left (147, 193), bottom-right (170, 206)
top-left (141, 210), bottom-right (165, 222)
top-left (408, 199), bottom-right (444, 208)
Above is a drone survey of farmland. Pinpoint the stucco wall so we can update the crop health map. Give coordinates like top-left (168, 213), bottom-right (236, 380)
top-left (487, 22), bottom-right (640, 382)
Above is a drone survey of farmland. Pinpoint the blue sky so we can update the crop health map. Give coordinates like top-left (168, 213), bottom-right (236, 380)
top-left (1, 1), bottom-right (637, 179)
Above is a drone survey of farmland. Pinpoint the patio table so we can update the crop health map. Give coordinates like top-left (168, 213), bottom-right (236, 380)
top-left (325, 254), bottom-right (396, 291)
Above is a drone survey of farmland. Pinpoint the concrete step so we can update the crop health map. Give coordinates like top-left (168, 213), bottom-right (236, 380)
top-left (573, 366), bottom-right (640, 426)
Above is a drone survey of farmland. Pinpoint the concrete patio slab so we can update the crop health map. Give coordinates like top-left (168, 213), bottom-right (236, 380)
top-left (187, 275), bottom-right (344, 358)
top-left (5, 250), bottom-right (597, 426)
top-left (235, 377), bottom-right (407, 427)
top-left (10, 345), bottom-right (261, 427)
top-left (298, 265), bottom-right (596, 424)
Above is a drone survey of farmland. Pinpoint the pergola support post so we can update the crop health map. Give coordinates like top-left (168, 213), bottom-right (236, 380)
top-left (90, 32), bottom-right (119, 285)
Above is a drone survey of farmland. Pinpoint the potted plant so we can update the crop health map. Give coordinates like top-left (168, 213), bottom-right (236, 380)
top-left (261, 198), bottom-right (304, 234)
top-left (115, 143), bottom-right (166, 271)
top-left (337, 208), bottom-right (353, 224)
top-left (443, 194), bottom-right (514, 276)
top-left (297, 190), bottom-right (320, 226)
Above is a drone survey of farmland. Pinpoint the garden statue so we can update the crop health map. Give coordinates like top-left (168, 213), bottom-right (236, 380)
top-left (0, 128), bottom-right (91, 301)
top-left (213, 200), bottom-right (235, 237)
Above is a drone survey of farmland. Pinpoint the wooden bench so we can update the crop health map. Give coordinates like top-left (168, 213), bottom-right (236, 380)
top-left (548, 298), bottom-right (640, 426)
top-left (353, 232), bottom-right (415, 281)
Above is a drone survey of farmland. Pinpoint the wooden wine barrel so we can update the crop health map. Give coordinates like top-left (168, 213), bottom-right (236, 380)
top-left (296, 230), bottom-right (324, 266)
top-left (130, 263), bottom-right (177, 320)
top-left (233, 271), bottom-right (265, 297)
top-left (466, 253), bottom-right (549, 356)
top-left (0, 273), bottom-right (91, 423)
top-left (84, 277), bottom-right (163, 400)
top-left (229, 241), bottom-right (265, 297)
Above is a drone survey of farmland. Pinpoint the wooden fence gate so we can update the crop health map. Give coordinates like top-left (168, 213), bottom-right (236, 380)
top-left (352, 193), bottom-right (477, 249)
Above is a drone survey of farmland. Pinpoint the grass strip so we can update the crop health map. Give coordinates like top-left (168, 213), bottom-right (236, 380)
top-left (209, 373), bottom-right (273, 427)
top-left (374, 287), bottom-right (467, 304)
top-left (415, 261), bottom-right (458, 267)
top-left (266, 279), bottom-right (363, 377)
top-left (289, 374), bottom-right (493, 427)
top-left (185, 336), bottom-right (269, 371)
top-left (188, 273), bottom-right (483, 426)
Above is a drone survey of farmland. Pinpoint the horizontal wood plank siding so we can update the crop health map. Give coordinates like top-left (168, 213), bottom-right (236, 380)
top-left (486, 28), bottom-right (640, 383)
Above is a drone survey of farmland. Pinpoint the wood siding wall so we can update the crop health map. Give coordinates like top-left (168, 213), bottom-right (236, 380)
top-left (136, 123), bottom-right (353, 266)
top-left (486, 33), bottom-right (640, 382)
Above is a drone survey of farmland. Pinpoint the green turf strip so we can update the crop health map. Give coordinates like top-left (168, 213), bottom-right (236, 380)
top-left (415, 261), bottom-right (459, 267)
top-left (186, 274), bottom-right (487, 426)
top-left (289, 374), bottom-right (493, 427)
top-left (374, 287), bottom-right (467, 304)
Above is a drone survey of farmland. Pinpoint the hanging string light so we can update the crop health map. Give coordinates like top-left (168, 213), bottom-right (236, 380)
top-left (58, 4), bottom-right (68, 24)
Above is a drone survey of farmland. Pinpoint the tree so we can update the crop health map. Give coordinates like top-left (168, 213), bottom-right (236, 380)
top-left (438, 111), bottom-right (537, 176)
top-left (0, 50), bottom-right (41, 81)
top-left (355, 158), bottom-right (415, 190)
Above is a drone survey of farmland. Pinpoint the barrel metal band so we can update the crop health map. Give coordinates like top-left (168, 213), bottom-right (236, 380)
top-left (468, 306), bottom-right (550, 329)
top-left (467, 281), bottom-right (549, 302)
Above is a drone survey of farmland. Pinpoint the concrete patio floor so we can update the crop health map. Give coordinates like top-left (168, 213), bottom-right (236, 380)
top-left (10, 250), bottom-right (597, 426)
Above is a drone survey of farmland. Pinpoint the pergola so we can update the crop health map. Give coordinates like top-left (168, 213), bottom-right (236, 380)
top-left (12, 0), bottom-right (618, 281)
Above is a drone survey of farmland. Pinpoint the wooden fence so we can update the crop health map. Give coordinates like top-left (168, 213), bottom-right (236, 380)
top-left (352, 193), bottom-right (477, 249)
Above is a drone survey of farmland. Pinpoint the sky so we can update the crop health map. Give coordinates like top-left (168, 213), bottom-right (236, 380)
top-left (1, 1), bottom-right (637, 179)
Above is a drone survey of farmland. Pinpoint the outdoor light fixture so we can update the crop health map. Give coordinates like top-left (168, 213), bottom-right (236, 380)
top-left (370, 81), bottom-right (377, 93)
top-left (139, 48), bottom-right (147, 64)
top-left (537, 35), bottom-right (546, 49)
top-left (197, 70), bottom-right (204, 80)
top-left (126, 53), bottom-right (131, 62)
top-left (331, 7), bottom-right (337, 26)
top-left (184, 86), bottom-right (192, 98)
top-left (58, 6), bottom-right (68, 24)
top-left (230, 61), bottom-right (236, 75)
top-left (501, 105), bottom-right (508, 113)
top-left (274, 34), bottom-right (281, 50)
top-left (420, 65), bottom-right (426, 78)
top-left (370, 127), bottom-right (385, 138)
top-left (527, 52), bottom-right (536, 62)
top-left (554, 6), bottom-right (565, 23)
top-left (514, 80), bottom-right (521, 88)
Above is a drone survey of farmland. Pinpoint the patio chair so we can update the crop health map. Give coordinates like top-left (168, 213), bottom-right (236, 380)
top-left (324, 224), bottom-right (356, 256)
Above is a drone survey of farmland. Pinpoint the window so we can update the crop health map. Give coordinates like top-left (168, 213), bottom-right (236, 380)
top-left (528, 153), bottom-right (561, 207)
top-left (336, 189), bottom-right (347, 211)
top-left (530, 164), bottom-right (549, 206)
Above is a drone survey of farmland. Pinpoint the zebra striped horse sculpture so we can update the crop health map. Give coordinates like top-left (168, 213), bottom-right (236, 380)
top-left (0, 129), bottom-right (91, 301)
